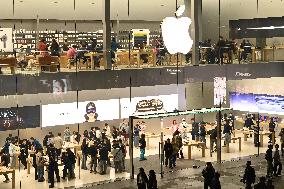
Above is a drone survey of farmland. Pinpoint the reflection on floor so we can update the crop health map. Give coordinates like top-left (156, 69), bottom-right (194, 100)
top-left (0, 131), bottom-right (278, 189)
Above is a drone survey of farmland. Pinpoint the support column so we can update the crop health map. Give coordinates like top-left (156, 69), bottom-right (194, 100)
top-left (103, 0), bottom-right (112, 70)
top-left (185, 0), bottom-right (202, 65)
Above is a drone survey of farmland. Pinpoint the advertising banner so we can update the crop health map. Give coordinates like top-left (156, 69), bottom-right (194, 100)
top-left (0, 28), bottom-right (13, 52)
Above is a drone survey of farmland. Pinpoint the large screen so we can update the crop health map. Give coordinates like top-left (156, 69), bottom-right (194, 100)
top-left (230, 92), bottom-right (284, 115)
top-left (0, 106), bottom-right (40, 131)
top-left (120, 94), bottom-right (179, 118)
top-left (42, 99), bottom-right (119, 127)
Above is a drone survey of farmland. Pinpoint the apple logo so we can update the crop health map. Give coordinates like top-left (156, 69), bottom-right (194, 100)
top-left (161, 5), bottom-right (193, 55)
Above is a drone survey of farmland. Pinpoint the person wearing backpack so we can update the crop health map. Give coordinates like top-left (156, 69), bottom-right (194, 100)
top-left (242, 161), bottom-right (256, 189)
top-left (137, 167), bottom-right (148, 189)
top-left (202, 162), bottom-right (215, 189)
top-left (265, 145), bottom-right (274, 178)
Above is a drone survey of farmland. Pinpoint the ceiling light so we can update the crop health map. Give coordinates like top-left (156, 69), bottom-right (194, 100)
top-left (91, 2), bottom-right (95, 4)
top-left (54, 1), bottom-right (58, 3)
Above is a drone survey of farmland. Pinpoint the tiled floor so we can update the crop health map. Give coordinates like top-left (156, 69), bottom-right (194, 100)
top-left (0, 131), bottom-right (281, 189)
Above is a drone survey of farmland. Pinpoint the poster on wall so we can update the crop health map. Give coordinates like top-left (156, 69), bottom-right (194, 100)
top-left (0, 106), bottom-right (40, 131)
top-left (42, 99), bottom-right (119, 127)
top-left (214, 77), bottom-right (226, 105)
top-left (120, 94), bottom-right (179, 118)
top-left (230, 92), bottom-right (284, 115)
top-left (0, 28), bottom-right (13, 52)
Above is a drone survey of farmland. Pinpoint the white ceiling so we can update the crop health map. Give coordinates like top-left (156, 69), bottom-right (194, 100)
top-left (0, 0), bottom-right (185, 21)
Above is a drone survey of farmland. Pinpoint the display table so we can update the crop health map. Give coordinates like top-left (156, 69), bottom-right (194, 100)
top-left (63, 142), bottom-right (81, 155)
top-left (84, 52), bottom-right (104, 70)
top-left (259, 131), bottom-right (275, 147)
top-left (225, 137), bottom-right (241, 153)
top-left (0, 167), bottom-right (15, 188)
top-left (145, 133), bottom-right (160, 150)
top-left (183, 141), bottom-right (205, 160)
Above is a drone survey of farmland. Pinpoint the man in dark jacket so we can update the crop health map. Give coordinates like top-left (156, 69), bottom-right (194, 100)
top-left (164, 138), bottom-right (173, 168)
top-left (242, 161), bottom-right (256, 189)
top-left (89, 140), bottom-right (98, 173)
top-left (191, 119), bottom-right (199, 141)
top-left (211, 172), bottom-right (221, 189)
top-left (266, 145), bottom-right (274, 178)
top-left (254, 177), bottom-right (267, 189)
top-left (202, 162), bottom-right (215, 189)
top-left (99, 143), bottom-right (109, 175)
top-left (19, 139), bottom-right (29, 169)
top-left (66, 148), bottom-right (76, 179)
top-left (137, 167), bottom-right (148, 189)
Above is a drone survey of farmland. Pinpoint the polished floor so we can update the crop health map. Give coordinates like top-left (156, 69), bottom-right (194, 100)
top-left (0, 131), bottom-right (280, 189)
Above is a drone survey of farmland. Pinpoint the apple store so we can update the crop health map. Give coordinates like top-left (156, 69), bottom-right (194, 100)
top-left (0, 0), bottom-right (284, 189)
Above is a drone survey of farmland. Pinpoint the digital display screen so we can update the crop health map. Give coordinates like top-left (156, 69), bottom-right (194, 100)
top-left (0, 106), bottom-right (40, 131)
top-left (230, 92), bottom-right (284, 115)
top-left (120, 94), bottom-right (179, 118)
top-left (42, 99), bottom-right (119, 127)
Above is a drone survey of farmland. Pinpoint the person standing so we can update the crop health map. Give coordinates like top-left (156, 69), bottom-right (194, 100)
top-left (118, 139), bottom-right (127, 171)
top-left (9, 141), bottom-right (17, 169)
top-left (223, 120), bottom-right (232, 146)
top-left (81, 134), bottom-right (89, 170)
top-left (53, 133), bottom-right (63, 157)
top-left (111, 144), bottom-right (123, 173)
top-left (273, 144), bottom-right (282, 176)
top-left (211, 172), bottom-right (221, 189)
top-left (139, 121), bottom-right (147, 134)
top-left (50, 39), bottom-right (60, 56)
top-left (164, 138), bottom-right (173, 168)
top-left (279, 128), bottom-right (284, 156)
top-left (171, 138), bottom-right (179, 168)
top-left (139, 134), bottom-right (147, 161)
top-left (180, 118), bottom-right (189, 139)
top-left (148, 170), bottom-right (158, 189)
top-left (99, 142), bottom-right (109, 175)
top-left (64, 127), bottom-right (71, 142)
top-left (242, 161), bottom-right (256, 189)
top-left (19, 139), bottom-right (29, 169)
top-left (36, 148), bottom-right (45, 182)
top-left (170, 120), bottom-right (179, 136)
top-left (137, 167), bottom-right (148, 189)
top-left (202, 162), bottom-right (215, 189)
top-left (192, 119), bottom-right (199, 141)
top-left (89, 140), bottom-right (98, 173)
top-left (210, 127), bottom-right (218, 153)
top-left (254, 177), bottom-right (267, 189)
top-left (269, 118), bottom-right (276, 144)
top-left (134, 124), bottom-right (140, 148)
top-left (228, 112), bottom-right (235, 130)
top-left (175, 134), bottom-right (184, 159)
top-left (66, 148), bottom-right (76, 179)
top-left (265, 144), bottom-right (274, 178)
top-left (266, 179), bottom-right (275, 189)
top-left (0, 150), bottom-right (11, 183)
top-left (199, 122), bottom-right (207, 145)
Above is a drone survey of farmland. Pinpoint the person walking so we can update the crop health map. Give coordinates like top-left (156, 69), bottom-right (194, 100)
top-left (139, 134), bottom-right (147, 161)
top-left (273, 144), bottom-right (282, 176)
top-left (265, 144), bottom-right (274, 178)
top-left (148, 170), bottom-right (158, 189)
top-left (202, 162), bottom-right (215, 189)
top-left (242, 161), bottom-right (256, 189)
top-left (137, 167), bottom-right (148, 189)
top-left (164, 138), bottom-right (173, 168)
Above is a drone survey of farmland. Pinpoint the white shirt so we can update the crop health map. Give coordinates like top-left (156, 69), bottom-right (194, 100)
top-left (179, 121), bottom-right (188, 133)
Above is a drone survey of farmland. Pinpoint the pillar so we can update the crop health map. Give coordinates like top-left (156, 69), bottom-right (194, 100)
top-left (185, 0), bottom-right (202, 65)
top-left (103, 0), bottom-right (112, 70)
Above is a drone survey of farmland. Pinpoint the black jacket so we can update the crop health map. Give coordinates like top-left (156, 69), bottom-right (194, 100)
top-left (148, 175), bottom-right (157, 189)
top-left (243, 165), bottom-right (256, 183)
top-left (164, 143), bottom-right (173, 157)
top-left (202, 167), bottom-right (215, 182)
top-left (139, 138), bottom-right (146, 149)
top-left (265, 149), bottom-right (273, 162)
top-left (99, 146), bottom-right (109, 161)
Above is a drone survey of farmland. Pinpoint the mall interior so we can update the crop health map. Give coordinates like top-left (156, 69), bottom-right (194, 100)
top-left (0, 0), bottom-right (284, 189)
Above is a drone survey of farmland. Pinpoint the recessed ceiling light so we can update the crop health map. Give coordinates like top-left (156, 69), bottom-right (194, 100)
top-left (91, 2), bottom-right (95, 4)
top-left (19, 0), bottom-right (24, 2)
top-left (54, 1), bottom-right (58, 3)
top-left (161, 5), bottom-right (164, 7)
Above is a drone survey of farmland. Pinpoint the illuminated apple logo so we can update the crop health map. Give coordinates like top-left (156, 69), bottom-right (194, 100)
top-left (161, 5), bottom-right (193, 54)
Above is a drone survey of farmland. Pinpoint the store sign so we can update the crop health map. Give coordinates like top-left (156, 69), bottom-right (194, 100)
top-left (161, 5), bottom-right (193, 54)
top-left (214, 77), bottom-right (226, 105)
top-left (230, 92), bottom-right (284, 115)
top-left (235, 72), bottom-right (252, 77)
top-left (120, 94), bottom-right (179, 118)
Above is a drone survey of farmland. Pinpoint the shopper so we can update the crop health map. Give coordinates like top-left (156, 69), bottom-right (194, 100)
top-left (118, 139), bottom-right (127, 171)
top-left (66, 148), bottom-right (76, 179)
top-left (269, 118), bottom-right (276, 143)
top-left (223, 120), bottom-right (232, 146)
top-left (137, 167), bottom-right (148, 189)
top-left (211, 172), bottom-right (221, 189)
top-left (210, 127), bottom-right (218, 153)
top-left (242, 161), bottom-right (256, 189)
top-left (139, 134), bottom-right (147, 161)
top-left (192, 119), bottom-right (200, 141)
top-left (63, 127), bottom-right (71, 142)
top-left (175, 133), bottom-right (184, 159)
top-left (67, 45), bottom-right (77, 69)
top-left (148, 170), bottom-right (158, 189)
top-left (202, 162), bottom-right (215, 189)
top-left (9, 141), bottom-right (17, 169)
top-left (19, 139), bottom-right (29, 169)
top-left (244, 116), bottom-right (254, 130)
top-left (81, 134), bottom-right (89, 170)
top-left (139, 121), bottom-right (147, 134)
top-left (265, 144), bottom-right (274, 178)
top-left (164, 138), bottom-right (173, 168)
top-left (254, 177), bottom-right (267, 189)
top-left (279, 128), bottom-right (284, 156)
top-left (171, 138), bottom-right (179, 168)
top-left (36, 148), bottom-right (45, 182)
top-left (0, 150), bottom-right (11, 183)
top-left (273, 144), bottom-right (282, 176)
top-left (111, 143), bottom-right (123, 173)
top-left (228, 112), bottom-right (235, 130)
top-left (48, 152), bottom-right (60, 188)
top-left (61, 152), bottom-right (71, 180)
top-left (50, 39), bottom-right (60, 56)
top-left (179, 118), bottom-right (189, 139)
top-left (104, 123), bottom-right (112, 138)
top-left (99, 142), bottom-right (108, 175)
top-left (53, 133), bottom-right (63, 157)
top-left (89, 140), bottom-right (98, 173)
top-left (199, 122), bottom-right (207, 145)
top-left (38, 39), bottom-right (47, 56)
top-left (134, 124), bottom-right (140, 148)
top-left (170, 120), bottom-right (179, 136)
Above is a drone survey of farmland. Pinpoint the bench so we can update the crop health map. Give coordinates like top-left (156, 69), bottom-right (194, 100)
top-left (0, 57), bottom-right (17, 74)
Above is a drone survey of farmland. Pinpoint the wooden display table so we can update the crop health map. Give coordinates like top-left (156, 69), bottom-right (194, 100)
top-left (225, 137), bottom-right (241, 153)
top-left (0, 167), bottom-right (15, 188)
top-left (259, 131), bottom-right (275, 147)
top-left (145, 133), bottom-right (160, 150)
top-left (63, 142), bottom-right (81, 155)
top-left (183, 141), bottom-right (205, 160)
top-left (84, 52), bottom-right (104, 70)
